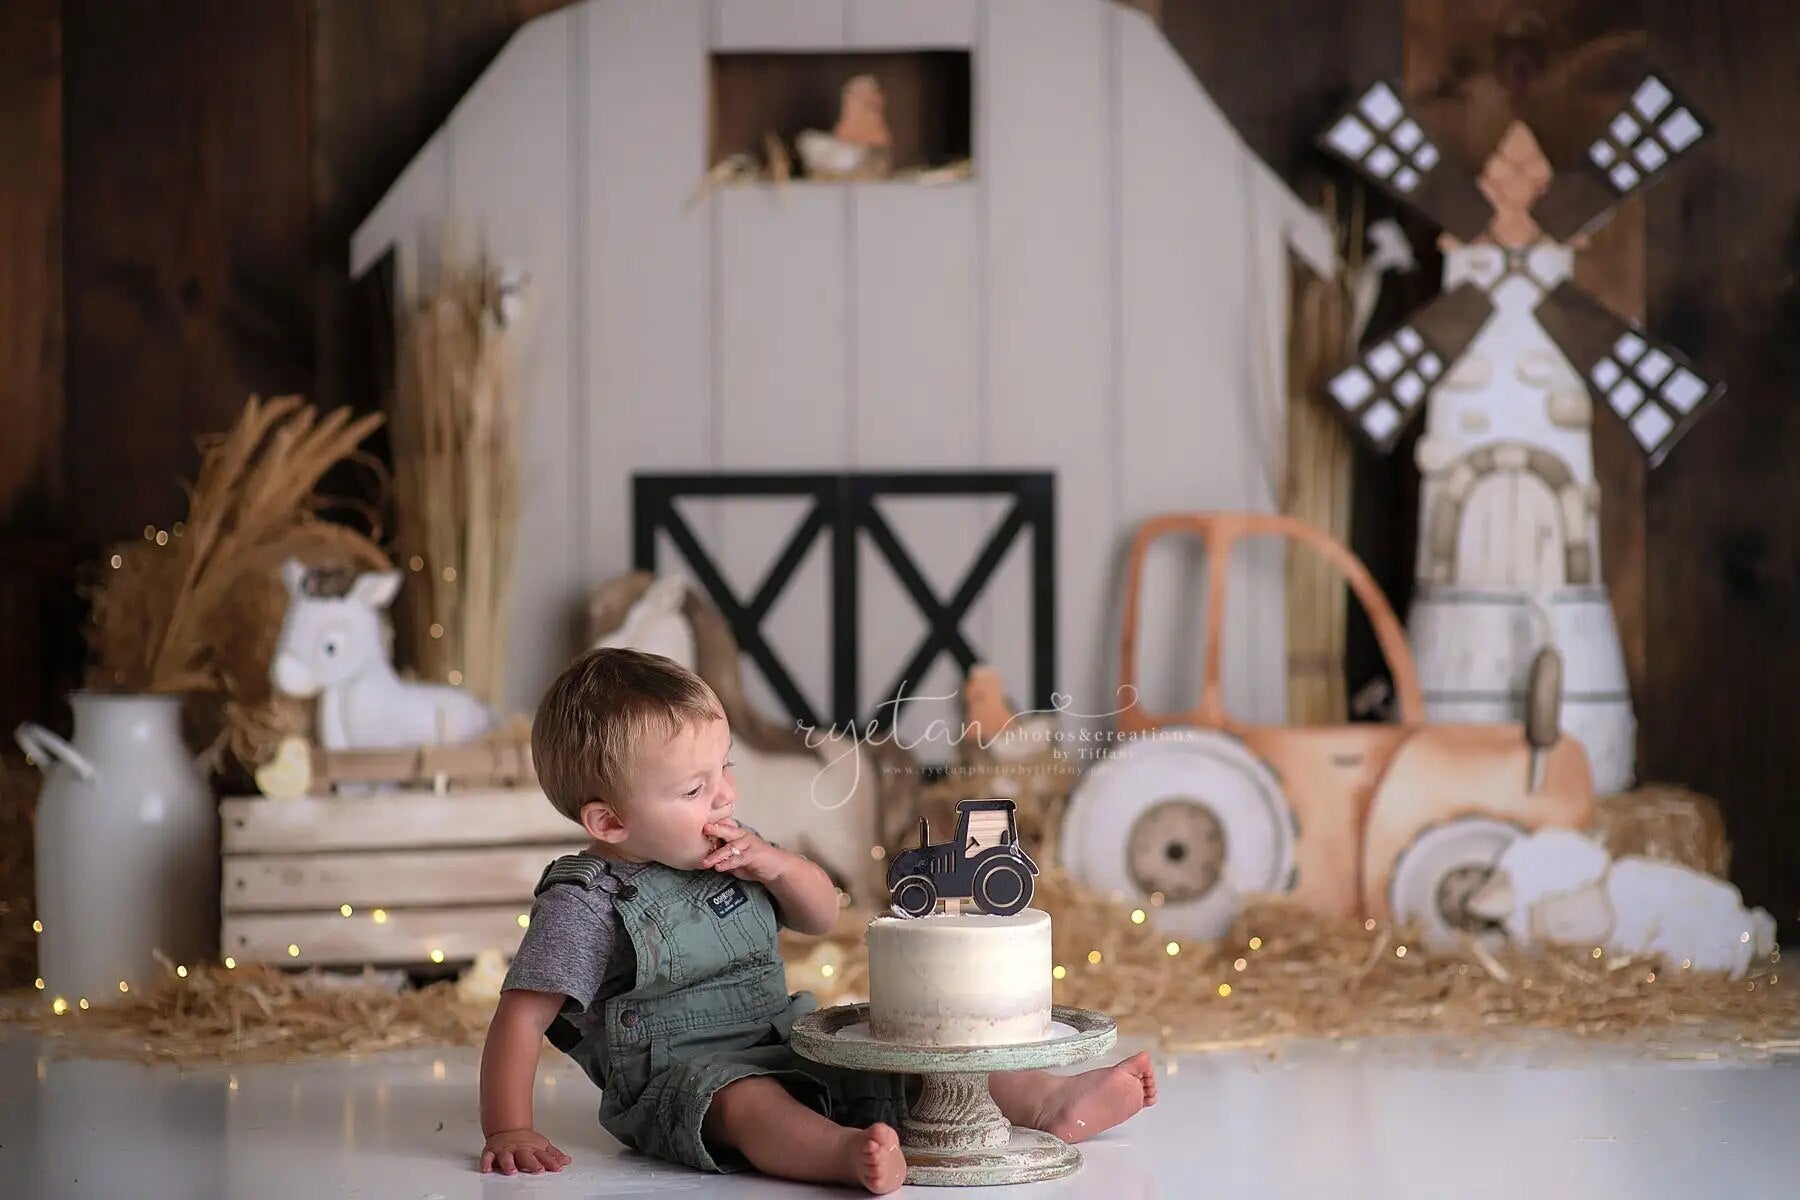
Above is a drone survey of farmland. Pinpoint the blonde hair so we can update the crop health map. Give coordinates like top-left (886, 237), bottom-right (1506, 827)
top-left (532, 647), bottom-right (724, 823)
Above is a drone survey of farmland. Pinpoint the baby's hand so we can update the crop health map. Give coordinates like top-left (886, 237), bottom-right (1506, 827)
top-left (480, 1127), bottom-right (571, 1175)
top-left (702, 819), bottom-right (783, 883)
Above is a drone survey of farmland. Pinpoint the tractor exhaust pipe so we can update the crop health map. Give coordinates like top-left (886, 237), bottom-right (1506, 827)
top-left (1524, 646), bottom-right (1563, 794)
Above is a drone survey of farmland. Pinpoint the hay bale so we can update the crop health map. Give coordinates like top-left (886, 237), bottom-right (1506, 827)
top-left (1594, 784), bottom-right (1731, 877)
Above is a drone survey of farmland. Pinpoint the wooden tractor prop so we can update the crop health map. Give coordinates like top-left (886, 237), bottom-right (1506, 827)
top-left (887, 799), bottom-right (1040, 918)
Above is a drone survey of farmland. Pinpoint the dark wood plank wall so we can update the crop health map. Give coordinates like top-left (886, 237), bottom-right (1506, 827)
top-left (1642, 1), bottom-right (1800, 933)
top-left (0, 0), bottom-right (70, 739)
top-left (1, 0), bottom-right (1794, 927)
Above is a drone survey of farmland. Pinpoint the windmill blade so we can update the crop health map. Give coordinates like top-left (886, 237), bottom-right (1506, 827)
top-left (1533, 73), bottom-right (1712, 243)
top-left (1535, 281), bottom-right (1724, 467)
top-left (1324, 283), bottom-right (1494, 454)
top-left (1318, 81), bottom-right (1492, 242)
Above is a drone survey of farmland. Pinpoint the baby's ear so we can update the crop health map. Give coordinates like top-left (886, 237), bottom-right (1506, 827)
top-left (580, 799), bottom-right (627, 843)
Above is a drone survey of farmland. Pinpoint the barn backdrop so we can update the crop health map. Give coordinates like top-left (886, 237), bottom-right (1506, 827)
top-left (3, 0), bottom-right (1799, 933)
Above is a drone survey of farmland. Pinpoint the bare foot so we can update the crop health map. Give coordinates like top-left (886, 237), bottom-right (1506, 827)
top-left (842, 1122), bottom-right (907, 1194)
top-left (1033, 1051), bottom-right (1157, 1143)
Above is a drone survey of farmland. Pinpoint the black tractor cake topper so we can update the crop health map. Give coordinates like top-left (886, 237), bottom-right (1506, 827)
top-left (887, 798), bottom-right (1038, 918)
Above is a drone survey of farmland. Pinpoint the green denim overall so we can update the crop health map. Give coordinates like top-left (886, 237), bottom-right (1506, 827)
top-left (535, 853), bottom-right (910, 1173)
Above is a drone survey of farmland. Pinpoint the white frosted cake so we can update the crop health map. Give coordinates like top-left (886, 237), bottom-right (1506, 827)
top-left (865, 909), bottom-right (1053, 1046)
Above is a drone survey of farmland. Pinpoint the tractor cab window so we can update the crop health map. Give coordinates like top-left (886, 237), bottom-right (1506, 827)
top-left (964, 809), bottom-right (1012, 854)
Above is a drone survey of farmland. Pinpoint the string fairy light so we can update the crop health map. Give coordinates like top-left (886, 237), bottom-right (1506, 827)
top-left (1130, 909), bottom-right (1147, 925)
top-left (1052, 965), bottom-right (1066, 980)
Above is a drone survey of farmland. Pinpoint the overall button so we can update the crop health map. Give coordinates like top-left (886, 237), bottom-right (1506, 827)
top-left (619, 1009), bottom-right (639, 1028)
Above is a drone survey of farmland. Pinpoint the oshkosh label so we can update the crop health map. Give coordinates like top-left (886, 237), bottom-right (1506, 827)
top-left (707, 880), bottom-right (749, 918)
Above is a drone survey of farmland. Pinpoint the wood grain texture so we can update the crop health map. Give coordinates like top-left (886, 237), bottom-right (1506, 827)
top-left (223, 845), bottom-right (583, 911)
top-left (313, 0), bottom-right (578, 413)
top-left (0, 0), bottom-right (64, 532)
top-left (0, 0), bottom-right (70, 737)
top-left (63, 0), bottom-right (314, 543)
top-left (220, 789), bottom-right (573, 853)
top-left (221, 904), bottom-right (537, 967)
top-left (1642, 0), bottom-right (1800, 931)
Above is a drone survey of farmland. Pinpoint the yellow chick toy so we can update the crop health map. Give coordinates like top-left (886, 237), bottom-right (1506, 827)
top-left (254, 735), bottom-right (314, 799)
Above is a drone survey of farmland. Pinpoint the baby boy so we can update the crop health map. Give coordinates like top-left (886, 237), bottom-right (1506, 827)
top-left (478, 646), bottom-right (1155, 1192)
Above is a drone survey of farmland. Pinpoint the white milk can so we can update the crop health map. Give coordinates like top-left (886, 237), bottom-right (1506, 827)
top-left (16, 692), bottom-right (217, 1005)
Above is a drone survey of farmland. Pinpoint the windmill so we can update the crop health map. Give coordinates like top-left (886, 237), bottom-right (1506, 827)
top-left (1314, 75), bottom-right (1723, 795)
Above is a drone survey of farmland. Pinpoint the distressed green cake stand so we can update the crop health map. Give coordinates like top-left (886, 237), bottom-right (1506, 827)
top-left (790, 1004), bottom-right (1117, 1187)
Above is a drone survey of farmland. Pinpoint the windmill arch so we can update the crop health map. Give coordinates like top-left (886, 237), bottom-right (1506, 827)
top-left (1422, 442), bottom-right (1594, 587)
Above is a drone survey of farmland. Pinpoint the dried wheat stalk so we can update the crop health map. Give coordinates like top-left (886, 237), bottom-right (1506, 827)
top-left (391, 250), bottom-right (522, 709)
top-left (85, 396), bottom-right (385, 698)
top-left (1283, 185), bottom-right (1362, 724)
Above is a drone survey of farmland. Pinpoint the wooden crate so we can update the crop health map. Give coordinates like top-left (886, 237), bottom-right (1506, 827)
top-left (220, 788), bottom-right (585, 969)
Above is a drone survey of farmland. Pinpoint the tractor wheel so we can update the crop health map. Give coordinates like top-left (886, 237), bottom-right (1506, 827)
top-left (1387, 816), bottom-right (1522, 952)
top-left (973, 857), bottom-right (1032, 916)
top-left (890, 874), bottom-right (937, 919)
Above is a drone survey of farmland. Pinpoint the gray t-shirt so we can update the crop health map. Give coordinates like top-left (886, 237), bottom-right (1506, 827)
top-left (501, 855), bottom-right (649, 1037)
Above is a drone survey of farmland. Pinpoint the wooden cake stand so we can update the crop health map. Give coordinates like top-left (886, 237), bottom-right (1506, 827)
top-left (790, 1004), bottom-right (1117, 1187)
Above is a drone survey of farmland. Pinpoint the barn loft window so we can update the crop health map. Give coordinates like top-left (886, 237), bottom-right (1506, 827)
top-left (708, 51), bottom-right (973, 184)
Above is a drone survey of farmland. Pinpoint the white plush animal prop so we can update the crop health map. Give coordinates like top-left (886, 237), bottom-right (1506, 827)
top-left (272, 559), bottom-right (496, 751)
top-left (594, 574), bottom-right (886, 907)
top-left (1468, 829), bottom-right (1778, 979)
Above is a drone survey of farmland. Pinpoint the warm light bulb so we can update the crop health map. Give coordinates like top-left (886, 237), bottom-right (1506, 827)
top-left (224, 957), bottom-right (236, 969)
top-left (442, 567), bottom-right (457, 582)
top-left (447, 670), bottom-right (464, 686)
top-left (1165, 941), bottom-right (1180, 956)
top-left (870, 845), bottom-right (886, 860)
top-left (430, 948), bottom-right (446, 963)
top-left (34, 977), bottom-right (45, 990)
top-left (119, 981), bottom-right (130, 993)
top-left (1395, 946), bottom-right (1407, 958)
top-left (517, 914), bottom-right (530, 928)
top-left (109, 554), bottom-right (122, 569)
top-left (821, 963), bottom-right (835, 978)
top-left (409, 556), bottom-right (424, 571)
top-left (78, 998), bottom-right (89, 1010)
top-left (340, 904), bottom-right (354, 917)
top-left (1217, 983), bottom-right (1232, 997)
top-left (1087, 950), bottom-right (1102, 965)
top-left (1592, 947), bottom-right (1603, 959)
top-left (1052, 965), bottom-right (1066, 980)
top-left (155, 530), bottom-right (169, 546)
top-left (1233, 958), bottom-right (1247, 971)
top-left (373, 909), bottom-right (388, 924)
top-left (176, 965), bottom-right (188, 978)
top-left (1364, 919), bottom-right (1376, 931)
top-left (32, 920), bottom-right (42, 934)
top-left (1646, 972), bottom-right (1657, 983)
top-left (1130, 909), bottom-right (1146, 925)
top-left (52, 997), bottom-right (67, 1015)
top-left (287, 944), bottom-right (300, 957)
top-left (1248, 937), bottom-right (1262, 951)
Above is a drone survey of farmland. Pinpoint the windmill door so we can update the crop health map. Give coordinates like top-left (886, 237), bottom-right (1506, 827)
top-left (1454, 468), bottom-right (1566, 590)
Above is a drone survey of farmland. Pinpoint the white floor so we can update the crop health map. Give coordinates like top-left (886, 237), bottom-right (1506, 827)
top-left (2, 1029), bottom-right (1798, 1200)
